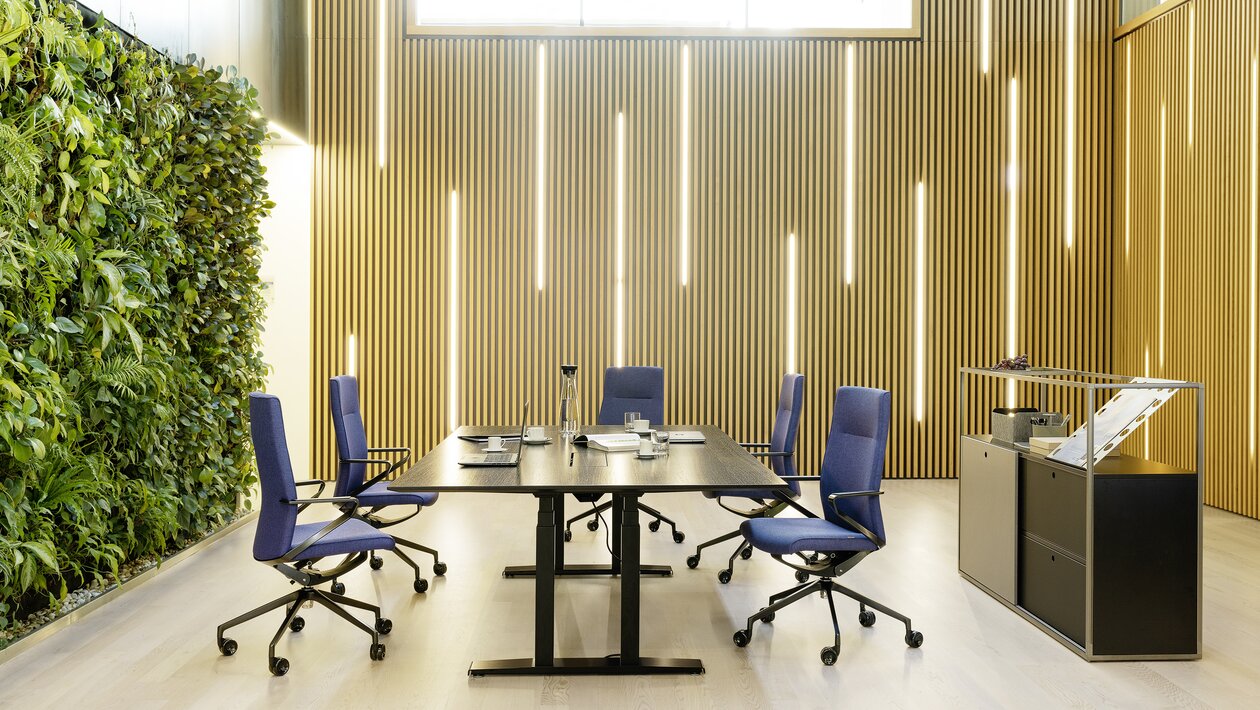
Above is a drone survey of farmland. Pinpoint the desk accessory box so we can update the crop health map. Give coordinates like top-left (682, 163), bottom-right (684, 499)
top-left (991, 407), bottom-right (1039, 443)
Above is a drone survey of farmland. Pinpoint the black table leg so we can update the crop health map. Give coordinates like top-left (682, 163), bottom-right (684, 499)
top-left (469, 491), bottom-right (703, 677)
top-left (611, 494), bottom-right (623, 575)
top-left (503, 494), bottom-right (671, 578)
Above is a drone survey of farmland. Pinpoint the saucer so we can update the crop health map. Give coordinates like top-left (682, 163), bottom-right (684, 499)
top-left (522, 437), bottom-right (552, 445)
top-left (482, 446), bottom-right (507, 453)
top-left (635, 452), bottom-right (663, 459)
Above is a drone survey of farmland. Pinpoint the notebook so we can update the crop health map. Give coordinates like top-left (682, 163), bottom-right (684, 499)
top-left (575, 434), bottom-right (641, 452)
top-left (666, 430), bottom-right (706, 443)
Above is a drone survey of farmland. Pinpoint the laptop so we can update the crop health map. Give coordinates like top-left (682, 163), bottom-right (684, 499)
top-left (458, 401), bottom-right (529, 467)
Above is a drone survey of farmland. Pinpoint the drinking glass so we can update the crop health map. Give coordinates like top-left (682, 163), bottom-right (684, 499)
top-left (624, 411), bottom-right (640, 432)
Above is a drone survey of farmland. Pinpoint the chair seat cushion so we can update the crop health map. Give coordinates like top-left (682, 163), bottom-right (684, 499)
top-left (356, 482), bottom-right (439, 507)
top-left (740, 517), bottom-right (878, 555)
top-left (288, 518), bottom-right (395, 561)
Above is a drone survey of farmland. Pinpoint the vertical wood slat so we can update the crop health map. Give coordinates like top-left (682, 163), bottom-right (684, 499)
top-left (1117, 0), bottom-right (1260, 519)
top-left (308, 0), bottom-right (1113, 485)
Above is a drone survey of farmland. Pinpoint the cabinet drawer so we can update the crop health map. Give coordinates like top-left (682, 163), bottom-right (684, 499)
top-left (1020, 458), bottom-right (1086, 557)
top-left (1019, 534), bottom-right (1085, 647)
top-left (959, 437), bottom-right (1019, 603)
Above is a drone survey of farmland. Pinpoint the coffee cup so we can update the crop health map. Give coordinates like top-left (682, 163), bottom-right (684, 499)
top-left (487, 436), bottom-right (504, 451)
top-left (524, 426), bottom-right (545, 442)
top-left (639, 439), bottom-right (655, 456)
top-left (632, 419), bottom-right (650, 433)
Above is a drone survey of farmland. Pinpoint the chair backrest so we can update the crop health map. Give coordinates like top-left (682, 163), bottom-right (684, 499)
top-left (768, 373), bottom-right (805, 477)
top-left (249, 392), bottom-right (299, 562)
top-left (597, 366), bottom-right (665, 426)
top-left (329, 375), bottom-right (369, 497)
top-left (819, 386), bottom-right (892, 542)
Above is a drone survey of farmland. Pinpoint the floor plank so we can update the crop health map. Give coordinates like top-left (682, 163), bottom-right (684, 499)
top-left (2, 479), bottom-right (1258, 709)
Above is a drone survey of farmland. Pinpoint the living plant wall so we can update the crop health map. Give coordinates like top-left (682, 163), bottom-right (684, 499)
top-left (0, 0), bottom-right (269, 633)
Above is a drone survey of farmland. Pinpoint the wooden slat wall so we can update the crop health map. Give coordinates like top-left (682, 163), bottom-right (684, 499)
top-left (1117, 0), bottom-right (1260, 518)
top-left (309, 0), bottom-right (1113, 481)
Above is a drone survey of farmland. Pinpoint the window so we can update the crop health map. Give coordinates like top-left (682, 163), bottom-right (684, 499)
top-left (410, 0), bottom-right (920, 37)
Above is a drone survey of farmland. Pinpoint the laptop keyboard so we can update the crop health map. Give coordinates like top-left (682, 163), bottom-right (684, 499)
top-left (484, 453), bottom-right (512, 464)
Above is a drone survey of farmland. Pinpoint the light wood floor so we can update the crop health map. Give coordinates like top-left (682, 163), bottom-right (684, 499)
top-left (2, 479), bottom-right (1259, 709)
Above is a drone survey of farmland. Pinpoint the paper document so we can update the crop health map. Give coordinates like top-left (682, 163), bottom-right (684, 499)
top-left (581, 434), bottom-right (641, 452)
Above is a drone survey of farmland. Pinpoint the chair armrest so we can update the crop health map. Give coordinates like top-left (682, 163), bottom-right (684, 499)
top-left (739, 442), bottom-right (772, 448)
top-left (825, 491), bottom-right (886, 548)
top-left (368, 446), bottom-right (411, 455)
top-left (339, 457), bottom-right (408, 496)
top-left (777, 475), bottom-right (819, 481)
top-left (286, 495), bottom-right (359, 507)
top-left (291, 479), bottom-right (328, 512)
top-left (749, 451), bottom-right (792, 458)
top-left (273, 500), bottom-right (362, 564)
top-left (341, 458), bottom-right (393, 467)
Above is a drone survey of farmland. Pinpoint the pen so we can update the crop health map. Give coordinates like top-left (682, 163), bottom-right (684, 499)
top-left (569, 452), bottom-right (574, 467)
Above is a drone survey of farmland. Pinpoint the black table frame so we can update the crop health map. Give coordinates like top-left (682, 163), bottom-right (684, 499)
top-left (501, 494), bottom-right (673, 579)
top-left (469, 492), bottom-right (702, 676)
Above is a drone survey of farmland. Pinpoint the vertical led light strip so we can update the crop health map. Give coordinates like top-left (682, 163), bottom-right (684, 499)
top-left (376, 0), bottom-right (386, 168)
top-left (536, 43), bottom-right (547, 291)
top-left (448, 191), bottom-right (459, 431)
top-left (844, 42), bottom-right (856, 285)
top-left (1125, 42), bottom-right (1132, 261)
top-left (787, 233), bottom-right (797, 374)
top-left (1249, 56), bottom-right (1258, 456)
top-left (615, 112), bottom-right (626, 368)
top-left (1188, 6), bottom-right (1195, 147)
top-left (1159, 104), bottom-right (1167, 368)
top-left (1006, 77), bottom-right (1019, 407)
top-left (680, 44), bottom-right (691, 287)
top-left (1063, 0), bottom-right (1075, 250)
top-left (348, 334), bottom-right (357, 378)
top-left (913, 182), bottom-right (926, 422)
top-left (980, 0), bottom-right (991, 74)
top-left (1144, 348), bottom-right (1151, 459)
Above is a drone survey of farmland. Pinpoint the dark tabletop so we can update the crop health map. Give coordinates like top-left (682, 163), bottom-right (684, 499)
top-left (389, 425), bottom-right (788, 494)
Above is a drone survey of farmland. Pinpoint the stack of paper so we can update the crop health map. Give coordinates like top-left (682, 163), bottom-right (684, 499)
top-left (1029, 436), bottom-right (1068, 456)
top-left (583, 434), bottom-right (641, 452)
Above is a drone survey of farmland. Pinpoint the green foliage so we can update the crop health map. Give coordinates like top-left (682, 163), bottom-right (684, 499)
top-left (0, 0), bottom-right (269, 632)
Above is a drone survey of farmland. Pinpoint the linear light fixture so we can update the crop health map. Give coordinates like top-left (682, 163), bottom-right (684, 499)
top-left (844, 41), bottom-right (856, 285)
top-left (1188, 6), bottom-right (1195, 147)
top-left (449, 190), bottom-right (459, 431)
top-left (536, 43), bottom-right (547, 291)
top-left (1064, 0), bottom-right (1075, 250)
top-left (913, 181), bottom-right (926, 422)
top-left (1007, 77), bottom-right (1019, 407)
top-left (348, 333), bottom-right (357, 378)
top-left (1250, 55), bottom-right (1258, 457)
top-left (1125, 42), bottom-right (1132, 261)
top-left (1159, 103), bottom-right (1167, 369)
top-left (981, 0), bottom-right (991, 74)
top-left (787, 232), bottom-right (798, 374)
top-left (680, 44), bottom-right (691, 287)
top-left (616, 112), bottom-right (626, 368)
top-left (377, 0), bottom-right (387, 168)
top-left (1144, 347), bottom-right (1151, 459)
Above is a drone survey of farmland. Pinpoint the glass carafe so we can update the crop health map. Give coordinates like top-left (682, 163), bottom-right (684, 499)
top-left (559, 364), bottom-right (580, 441)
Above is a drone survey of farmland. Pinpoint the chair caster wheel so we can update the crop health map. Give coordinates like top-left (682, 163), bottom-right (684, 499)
top-left (587, 519), bottom-right (599, 532)
top-left (218, 638), bottom-right (237, 656)
top-left (717, 569), bottom-right (732, 584)
top-left (331, 582), bottom-right (346, 595)
top-left (563, 530), bottom-right (573, 542)
top-left (648, 519), bottom-right (661, 532)
top-left (369, 555), bottom-right (384, 570)
top-left (672, 531), bottom-right (685, 543)
top-left (376, 618), bottom-right (393, 635)
top-left (795, 570), bottom-right (810, 583)
top-left (905, 630), bottom-right (924, 648)
top-left (859, 610), bottom-right (876, 627)
top-left (820, 646), bottom-right (838, 666)
top-left (732, 630), bottom-right (750, 647)
top-left (685, 554), bottom-right (700, 569)
top-left (370, 643), bottom-right (387, 661)
top-left (288, 616), bottom-right (305, 633)
top-left (740, 546), bottom-right (753, 560)
top-left (433, 562), bottom-right (448, 576)
top-left (414, 579), bottom-right (429, 594)
top-left (270, 657), bottom-right (290, 676)
top-left (759, 608), bottom-right (775, 623)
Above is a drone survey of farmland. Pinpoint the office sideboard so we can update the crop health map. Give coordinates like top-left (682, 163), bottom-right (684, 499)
top-left (958, 434), bottom-right (1200, 661)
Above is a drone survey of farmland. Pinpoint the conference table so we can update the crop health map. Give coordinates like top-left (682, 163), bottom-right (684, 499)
top-left (389, 424), bottom-right (787, 676)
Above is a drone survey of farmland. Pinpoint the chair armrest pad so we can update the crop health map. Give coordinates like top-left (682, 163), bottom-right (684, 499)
top-left (286, 496), bottom-right (358, 506)
top-left (294, 479), bottom-right (326, 488)
top-left (340, 458), bottom-right (392, 467)
top-left (749, 451), bottom-right (792, 458)
top-left (827, 490), bottom-right (883, 500)
top-left (368, 446), bottom-right (411, 454)
top-left (738, 442), bottom-right (772, 448)
top-left (777, 475), bottom-right (819, 481)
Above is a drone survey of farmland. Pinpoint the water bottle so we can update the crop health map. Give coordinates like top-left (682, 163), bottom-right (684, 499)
top-left (559, 364), bottom-right (580, 441)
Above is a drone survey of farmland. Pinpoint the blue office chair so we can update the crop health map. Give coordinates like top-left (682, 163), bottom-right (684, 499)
top-left (731, 386), bottom-right (923, 666)
top-left (328, 375), bottom-right (444, 595)
top-left (217, 393), bottom-right (393, 676)
top-left (686, 373), bottom-right (804, 583)
top-left (563, 366), bottom-right (685, 543)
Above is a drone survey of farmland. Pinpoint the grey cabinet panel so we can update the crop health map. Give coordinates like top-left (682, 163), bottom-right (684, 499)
top-left (959, 436), bottom-right (1018, 603)
top-left (1020, 459), bottom-right (1086, 558)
